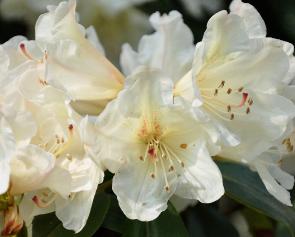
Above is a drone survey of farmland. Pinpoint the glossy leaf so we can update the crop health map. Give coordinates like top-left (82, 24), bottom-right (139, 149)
top-left (184, 205), bottom-right (239, 237)
top-left (217, 161), bottom-right (295, 236)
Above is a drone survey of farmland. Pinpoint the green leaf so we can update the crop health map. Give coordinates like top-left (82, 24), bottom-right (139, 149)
top-left (33, 193), bottom-right (111, 237)
top-left (217, 161), bottom-right (295, 236)
top-left (276, 223), bottom-right (293, 237)
top-left (184, 205), bottom-right (239, 237)
top-left (122, 203), bottom-right (189, 237)
top-left (101, 195), bottom-right (126, 233)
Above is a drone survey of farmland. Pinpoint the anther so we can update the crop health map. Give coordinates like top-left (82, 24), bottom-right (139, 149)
top-left (68, 124), bottom-right (74, 131)
top-left (165, 186), bottom-right (170, 192)
top-left (227, 105), bottom-right (231, 112)
top-left (150, 173), bottom-right (155, 179)
top-left (238, 87), bottom-right (244, 92)
top-left (180, 144), bottom-right (187, 149)
top-left (181, 161), bottom-right (185, 167)
top-left (218, 81), bottom-right (225, 88)
top-left (168, 166), bottom-right (174, 172)
top-left (214, 89), bottom-right (218, 96)
top-left (246, 107), bottom-right (250, 114)
top-left (248, 98), bottom-right (253, 106)
top-left (227, 88), bottom-right (232, 94)
top-left (230, 114), bottom-right (234, 120)
top-left (139, 156), bottom-right (144, 161)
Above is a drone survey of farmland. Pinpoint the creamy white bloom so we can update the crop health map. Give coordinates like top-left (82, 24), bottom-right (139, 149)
top-left (176, 0), bottom-right (295, 161)
top-left (93, 68), bottom-right (224, 221)
top-left (0, 37), bottom-right (38, 196)
top-left (34, 0), bottom-right (125, 115)
top-left (119, 1), bottom-right (295, 205)
top-left (0, 36), bottom-right (104, 233)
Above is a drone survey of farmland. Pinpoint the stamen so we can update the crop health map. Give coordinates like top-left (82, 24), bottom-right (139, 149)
top-left (246, 107), bottom-right (250, 114)
top-left (159, 154), bottom-right (170, 192)
top-left (214, 89), bottom-right (218, 96)
top-left (180, 144), bottom-right (187, 149)
top-left (19, 43), bottom-right (34, 60)
top-left (230, 114), bottom-right (234, 120)
top-left (238, 87), bottom-right (244, 92)
top-left (227, 88), bottom-right (232, 94)
top-left (218, 81), bottom-right (225, 88)
top-left (227, 105), bottom-right (231, 112)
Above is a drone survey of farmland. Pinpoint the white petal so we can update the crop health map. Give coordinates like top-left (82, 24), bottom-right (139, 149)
top-left (10, 145), bottom-right (55, 195)
top-left (55, 161), bottom-right (103, 232)
top-left (120, 11), bottom-right (194, 82)
top-left (113, 160), bottom-right (177, 221)
top-left (0, 118), bottom-right (15, 194)
top-left (175, 142), bottom-right (224, 203)
top-left (36, 0), bottom-right (124, 105)
top-left (253, 153), bottom-right (294, 206)
top-left (230, 0), bottom-right (266, 38)
top-left (0, 161), bottom-right (10, 195)
top-left (220, 93), bottom-right (295, 161)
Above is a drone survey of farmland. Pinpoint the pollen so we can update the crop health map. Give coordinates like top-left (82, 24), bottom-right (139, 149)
top-left (180, 143), bottom-right (187, 149)
top-left (238, 87), bottom-right (244, 92)
top-left (218, 81), bottom-right (225, 88)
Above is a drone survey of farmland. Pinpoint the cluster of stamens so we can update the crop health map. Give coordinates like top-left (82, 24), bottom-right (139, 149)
top-left (19, 43), bottom-right (49, 86)
top-left (38, 124), bottom-right (74, 158)
top-left (137, 119), bottom-right (186, 192)
top-left (200, 80), bottom-right (254, 121)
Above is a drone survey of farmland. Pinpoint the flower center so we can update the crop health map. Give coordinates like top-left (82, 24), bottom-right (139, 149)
top-left (198, 79), bottom-right (254, 121)
top-left (137, 119), bottom-right (186, 192)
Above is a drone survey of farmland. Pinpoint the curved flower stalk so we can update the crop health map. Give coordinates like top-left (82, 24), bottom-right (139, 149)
top-left (35, 0), bottom-right (125, 115)
top-left (92, 68), bottom-right (224, 221)
top-left (0, 36), bottom-right (104, 234)
top-left (120, 1), bottom-right (295, 205)
top-left (0, 0), bottom-right (152, 64)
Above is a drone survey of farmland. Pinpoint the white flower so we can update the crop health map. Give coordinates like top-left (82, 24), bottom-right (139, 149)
top-left (176, 0), bottom-right (295, 162)
top-left (94, 68), bottom-right (224, 221)
top-left (119, 2), bottom-right (295, 205)
top-left (0, 35), bottom-right (104, 233)
top-left (35, 0), bottom-right (125, 115)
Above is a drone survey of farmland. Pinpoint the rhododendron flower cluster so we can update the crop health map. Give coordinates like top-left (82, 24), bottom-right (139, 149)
top-left (0, 0), bottom-right (295, 235)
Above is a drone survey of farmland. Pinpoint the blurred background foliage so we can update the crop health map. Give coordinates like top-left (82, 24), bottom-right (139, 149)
top-left (0, 0), bottom-right (295, 237)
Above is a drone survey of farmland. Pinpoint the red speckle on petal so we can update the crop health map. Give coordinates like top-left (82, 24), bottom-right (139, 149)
top-left (148, 147), bottom-right (156, 157)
